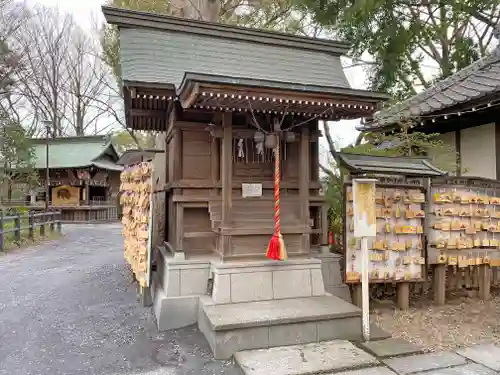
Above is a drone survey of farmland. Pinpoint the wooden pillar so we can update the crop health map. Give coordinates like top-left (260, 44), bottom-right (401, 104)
top-left (175, 204), bottom-right (184, 252)
top-left (299, 127), bottom-right (310, 253)
top-left (210, 135), bottom-right (220, 196)
top-left (447, 266), bottom-right (455, 291)
top-left (465, 267), bottom-right (472, 288)
top-left (397, 283), bottom-right (410, 309)
top-left (456, 268), bottom-right (463, 290)
top-left (220, 113), bottom-right (233, 257)
top-left (320, 204), bottom-right (328, 246)
top-left (479, 264), bottom-right (491, 300)
top-left (472, 266), bottom-right (479, 288)
top-left (221, 113), bottom-right (232, 225)
top-left (84, 181), bottom-right (90, 205)
top-left (434, 264), bottom-right (446, 305)
top-left (173, 127), bottom-right (182, 181)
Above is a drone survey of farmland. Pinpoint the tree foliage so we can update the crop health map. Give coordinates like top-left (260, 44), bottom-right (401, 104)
top-left (295, 0), bottom-right (500, 100)
top-left (0, 0), bottom-right (37, 198)
top-left (111, 130), bottom-right (157, 153)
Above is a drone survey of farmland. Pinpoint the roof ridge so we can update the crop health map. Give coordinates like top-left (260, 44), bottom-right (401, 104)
top-left (102, 6), bottom-right (350, 55)
top-left (377, 47), bottom-right (500, 120)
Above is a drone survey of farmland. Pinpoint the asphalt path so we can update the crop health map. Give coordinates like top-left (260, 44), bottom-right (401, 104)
top-left (0, 223), bottom-right (239, 375)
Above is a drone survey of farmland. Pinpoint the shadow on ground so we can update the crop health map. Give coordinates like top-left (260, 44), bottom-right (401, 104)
top-left (0, 224), bottom-right (240, 375)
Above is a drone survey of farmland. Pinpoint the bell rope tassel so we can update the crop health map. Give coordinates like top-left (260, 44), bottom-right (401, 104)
top-left (266, 138), bottom-right (288, 261)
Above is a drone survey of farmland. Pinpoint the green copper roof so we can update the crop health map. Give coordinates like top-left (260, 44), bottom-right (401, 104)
top-left (31, 135), bottom-right (122, 171)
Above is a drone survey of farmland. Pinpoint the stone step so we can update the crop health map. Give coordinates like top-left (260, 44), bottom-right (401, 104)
top-left (197, 295), bottom-right (363, 359)
top-left (234, 340), bottom-right (380, 375)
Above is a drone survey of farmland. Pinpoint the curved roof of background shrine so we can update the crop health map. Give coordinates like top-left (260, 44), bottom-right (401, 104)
top-left (30, 135), bottom-right (122, 171)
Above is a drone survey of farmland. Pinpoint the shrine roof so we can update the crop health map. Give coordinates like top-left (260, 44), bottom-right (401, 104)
top-left (103, 6), bottom-right (389, 130)
top-left (31, 135), bottom-right (122, 171)
top-left (102, 6), bottom-right (352, 91)
top-left (338, 153), bottom-right (447, 177)
top-left (360, 46), bottom-right (500, 131)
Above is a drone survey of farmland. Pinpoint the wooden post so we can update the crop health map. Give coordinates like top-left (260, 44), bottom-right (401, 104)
top-left (447, 266), bottom-right (455, 291)
top-left (85, 181), bottom-right (90, 206)
top-left (456, 268), bottom-right (463, 290)
top-left (221, 112), bottom-right (232, 256)
top-left (221, 113), bottom-right (232, 225)
top-left (299, 127), bottom-right (310, 253)
top-left (397, 283), bottom-right (410, 310)
top-left (479, 264), bottom-right (491, 300)
top-left (40, 214), bottom-right (46, 237)
top-left (320, 204), bottom-right (328, 246)
top-left (28, 211), bottom-right (34, 240)
top-left (472, 266), bottom-right (479, 288)
top-left (210, 134), bottom-right (220, 197)
top-left (49, 211), bottom-right (55, 232)
top-left (56, 211), bottom-right (62, 233)
top-left (14, 212), bottom-right (21, 246)
top-left (0, 210), bottom-right (4, 252)
top-left (173, 127), bottom-right (182, 182)
top-left (493, 267), bottom-right (498, 286)
top-left (175, 204), bottom-right (184, 252)
top-left (465, 267), bottom-right (472, 288)
top-left (434, 264), bottom-right (446, 305)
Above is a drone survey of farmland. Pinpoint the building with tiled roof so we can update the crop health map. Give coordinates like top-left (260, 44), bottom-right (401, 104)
top-left (359, 43), bottom-right (500, 180)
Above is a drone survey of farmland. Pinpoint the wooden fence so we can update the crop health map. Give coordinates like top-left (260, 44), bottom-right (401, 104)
top-left (0, 210), bottom-right (62, 251)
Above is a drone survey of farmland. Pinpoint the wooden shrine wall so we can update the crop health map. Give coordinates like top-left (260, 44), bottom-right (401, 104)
top-left (161, 119), bottom-right (324, 258)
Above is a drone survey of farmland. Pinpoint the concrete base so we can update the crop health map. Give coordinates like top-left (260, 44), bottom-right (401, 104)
top-left (152, 247), bottom-right (211, 331)
top-left (152, 279), bottom-right (200, 331)
top-left (314, 251), bottom-right (352, 302)
top-left (210, 258), bottom-right (326, 304)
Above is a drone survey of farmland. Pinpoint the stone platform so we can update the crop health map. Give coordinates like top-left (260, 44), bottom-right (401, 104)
top-left (235, 339), bottom-right (500, 375)
top-left (198, 295), bottom-right (363, 359)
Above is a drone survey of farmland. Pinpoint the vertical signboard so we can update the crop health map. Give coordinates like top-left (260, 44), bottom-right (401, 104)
top-left (352, 178), bottom-right (377, 342)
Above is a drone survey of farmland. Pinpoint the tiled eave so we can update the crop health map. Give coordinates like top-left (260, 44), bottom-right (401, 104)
top-left (178, 73), bottom-right (388, 121)
top-left (123, 74), bottom-right (389, 131)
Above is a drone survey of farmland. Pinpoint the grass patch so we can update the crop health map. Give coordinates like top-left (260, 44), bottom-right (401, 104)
top-left (1, 227), bottom-right (63, 252)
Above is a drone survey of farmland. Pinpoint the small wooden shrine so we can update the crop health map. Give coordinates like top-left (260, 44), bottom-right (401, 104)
top-left (104, 6), bottom-right (389, 359)
top-left (29, 135), bottom-right (123, 222)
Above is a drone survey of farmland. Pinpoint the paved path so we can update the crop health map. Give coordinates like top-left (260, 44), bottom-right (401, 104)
top-left (0, 224), bottom-right (239, 375)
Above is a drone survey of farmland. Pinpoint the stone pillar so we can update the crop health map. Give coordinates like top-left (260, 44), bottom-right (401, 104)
top-left (314, 251), bottom-right (351, 302)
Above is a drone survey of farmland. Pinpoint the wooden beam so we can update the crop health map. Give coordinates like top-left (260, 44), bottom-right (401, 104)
top-left (129, 108), bottom-right (167, 118)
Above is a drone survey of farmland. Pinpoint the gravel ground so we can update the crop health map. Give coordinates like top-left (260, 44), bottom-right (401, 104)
top-left (0, 223), bottom-right (240, 375)
top-left (373, 291), bottom-right (500, 353)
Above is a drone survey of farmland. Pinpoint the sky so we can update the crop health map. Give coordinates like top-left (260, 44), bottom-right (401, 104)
top-left (32, 0), bottom-right (370, 164)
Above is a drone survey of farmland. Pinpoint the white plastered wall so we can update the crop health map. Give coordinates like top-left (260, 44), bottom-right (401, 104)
top-left (460, 123), bottom-right (496, 179)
